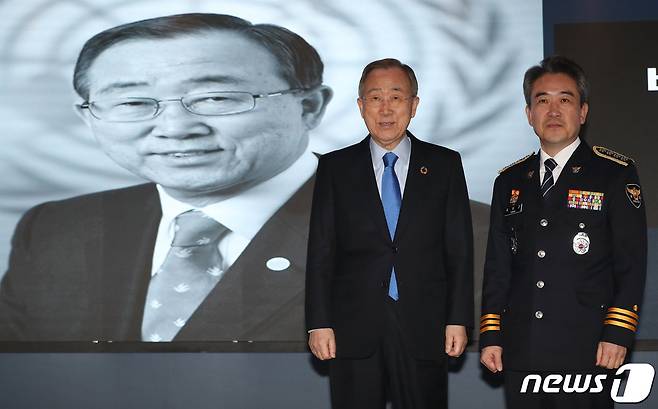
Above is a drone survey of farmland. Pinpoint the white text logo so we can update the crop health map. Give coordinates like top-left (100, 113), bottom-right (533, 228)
top-left (520, 363), bottom-right (655, 403)
top-left (648, 68), bottom-right (658, 91)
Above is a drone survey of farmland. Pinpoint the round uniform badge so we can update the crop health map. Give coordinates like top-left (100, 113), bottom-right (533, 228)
top-left (572, 232), bottom-right (590, 255)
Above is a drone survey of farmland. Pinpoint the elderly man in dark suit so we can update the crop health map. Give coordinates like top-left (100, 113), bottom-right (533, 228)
top-left (0, 13), bottom-right (332, 342)
top-left (306, 58), bottom-right (474, 409)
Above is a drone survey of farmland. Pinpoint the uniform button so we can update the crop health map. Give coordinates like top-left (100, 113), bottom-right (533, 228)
top-left (540, 219), bottom-right (548, 227)
top-left (392, 246), bottom-right (398, 253)
top-left (537, 250), bottom-right (546, 258)
top-left (535, 310), bottom-right (543, 319)
top-left (579, 223), bottom-right (586, 229)
top-left (536, 280), bottom-right (545, 288)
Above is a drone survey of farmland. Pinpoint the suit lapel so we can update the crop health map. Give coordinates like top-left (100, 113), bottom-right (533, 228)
top-left (355, 136), bottom-right (393, 243)
top-left (177, 178), bottom-right (314, 341)
top-left (99, 184), bottom-right (160, 340)
top-left (522, 153), bottom-right (541, 209)
top-left (393, 133), bottom-right (428, 243)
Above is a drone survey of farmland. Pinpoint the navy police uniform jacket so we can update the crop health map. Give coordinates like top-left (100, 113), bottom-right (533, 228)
top-left (479, 142), bottom-right (647, 371)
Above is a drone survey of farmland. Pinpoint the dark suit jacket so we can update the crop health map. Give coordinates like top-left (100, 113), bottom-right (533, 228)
top-left (305, 133), bottom-right (474, 361)
top-left (479, 142), bottom-right (647, 370)
top-left (0, 181), bottom-right (311, 342)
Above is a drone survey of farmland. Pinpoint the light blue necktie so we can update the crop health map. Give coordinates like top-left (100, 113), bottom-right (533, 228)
top-left (382, 152), bottom-right (401, 301)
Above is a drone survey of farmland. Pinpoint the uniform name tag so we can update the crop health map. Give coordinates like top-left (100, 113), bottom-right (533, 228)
top-left (568, 190), bottom-right (604, 211)
top-left (505, 203), bottom-right (523, 216)
top-left (505, 189), bottom-right (523, 216)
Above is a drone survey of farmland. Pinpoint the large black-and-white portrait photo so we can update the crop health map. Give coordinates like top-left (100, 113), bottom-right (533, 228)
top-left (0, 0), bottom-right (542, 349)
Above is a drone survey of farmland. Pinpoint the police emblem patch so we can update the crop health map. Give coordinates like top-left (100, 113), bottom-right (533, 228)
top-left (567, 190), bottom-right (604, 211)
top-left (573, 232), bottom-right (590, 255)
top-left (625, 184), bottom-right (642, 208)
top-left (509, 189), bottom-right (520, 205)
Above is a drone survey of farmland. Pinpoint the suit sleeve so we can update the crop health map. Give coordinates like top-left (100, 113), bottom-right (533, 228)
top-left (0, 204), bottom-right (45, 340)
top-left (479, 176), bottom-right (513, 349)
top-left (443, 152), bottom-right (474, 328)
top-left (600, 164), bottom-right (647, 348)
top-left (305, 156), bottom-right (337, 331)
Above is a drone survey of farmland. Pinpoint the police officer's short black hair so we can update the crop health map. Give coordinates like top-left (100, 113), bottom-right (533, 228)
top-left (523, 55), bottom-right (589, 106)
top-left (73, 13), bottom-right (324, 100)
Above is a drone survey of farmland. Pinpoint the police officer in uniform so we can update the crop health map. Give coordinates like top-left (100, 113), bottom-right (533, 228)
top-left (479, 56), bottom-right (647, 409)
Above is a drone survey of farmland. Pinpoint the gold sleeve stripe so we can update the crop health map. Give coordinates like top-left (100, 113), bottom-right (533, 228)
top-left (480, 314), bottom-right (501, 321)
top-left (480, 326), bottom-right (500, 334)
top-left (605, 318), bottom-right (637, 331)
top-left (480, 320), bottom-right (500, 328)
top-left (605, 318), bottom-right (638, 330)
top-left (607, 307), bottom-right (639, 320)
top-left (604, 320), bottom-right (637, 332)
top-left (605, 313), bottom-right (639, 326)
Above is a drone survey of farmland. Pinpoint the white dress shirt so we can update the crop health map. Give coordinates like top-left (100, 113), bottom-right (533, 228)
top-left (539, 137), bottom-right (581, 186)
top-left (151, 146), bottom-right (317, 277)
top-left (369, 136), bottom-right (411, 197)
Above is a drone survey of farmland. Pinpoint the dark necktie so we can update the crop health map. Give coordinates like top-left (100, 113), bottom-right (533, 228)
top-left (141, 210), bottom-right (227, 342)
top-left (540, 158), bottom-right (558, 198)
top-left (382, 152), bottom-right (401, 301)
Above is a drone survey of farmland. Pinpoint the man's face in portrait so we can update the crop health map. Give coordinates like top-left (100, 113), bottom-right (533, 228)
top-left (525, 72), bottom-right (589, 154)
top-left (357, 67), bottom-right (419, 149)
top-left (78, 31), bottom-right (321, 201)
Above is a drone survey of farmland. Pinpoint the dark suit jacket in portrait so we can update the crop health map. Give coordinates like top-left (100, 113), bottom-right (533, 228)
top-left (306, 133), bottom-right (474, 361)
top-left (0, 181), bottom-right (312, 342)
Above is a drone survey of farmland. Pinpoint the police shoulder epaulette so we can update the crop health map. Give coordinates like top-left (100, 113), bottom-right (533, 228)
top-left (498, 153), bottom-right (534, 174)
top-left (593, 146), bottom-right (634, 167)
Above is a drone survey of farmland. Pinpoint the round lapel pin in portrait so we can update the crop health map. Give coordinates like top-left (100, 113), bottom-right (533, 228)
top-left (572, 232), bottom-right (590, 255)
top-left (266, 257), bottom-right (291, 271)
top-left (420, 166), bottom-right (428, 175)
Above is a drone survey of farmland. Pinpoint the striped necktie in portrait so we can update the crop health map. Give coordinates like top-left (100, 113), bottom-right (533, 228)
top-left (141, 210), bottom-right (228, 342)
